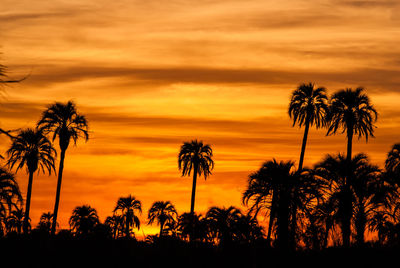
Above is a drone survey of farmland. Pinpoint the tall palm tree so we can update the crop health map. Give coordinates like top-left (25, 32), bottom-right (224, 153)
top-left (37, 100), bottom-right (89, 235)
top-left (289, 82), bottom-right (328, 171)
top-left (178, 140), bottom-right (214, 214)
top-left (326, 87), bottom-right (377, 247)
top-left (148, 201), bottom-right (177, 237)
top-left (0, 168), bottom-right (22, 221)
top-left (6, 128), bottom-right (56, 233)
top-left (113, 195), bottom-right (142, 238)
top-left (69, 205), bottom-right (99, 236)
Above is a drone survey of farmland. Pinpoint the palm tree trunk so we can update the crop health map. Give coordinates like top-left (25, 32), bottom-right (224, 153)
top-left (126, 216), bottom-right (130, 238)
top-left (23, 171), bottom-right (34, 234)
top-left (298, 119), bottom-right (310, 171)
top-left (190, 163), bottom-right (198, 214)
top-left (266, 193), bottom-right (276, 246)
top-left (342, 127), bottom-right (353, 247)
top-left (355, 204), bottom-right (366, 245)
top-left (51, 149), bottom-right (66, 235)
top-left (160, 221), bottom-right (164, 237)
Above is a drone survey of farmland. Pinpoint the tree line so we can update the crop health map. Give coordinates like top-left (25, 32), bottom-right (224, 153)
top-left (1, 82), bottom-right (400, 251)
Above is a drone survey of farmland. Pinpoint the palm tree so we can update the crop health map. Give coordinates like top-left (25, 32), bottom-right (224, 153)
top-left (69, 205), bottom-right (99, 236)
top-left (178, 139), bottom-right (214, 214)
top-left (37, 212), bottom-right (56, 233)
top-left (243, 160), bottom-right (296, 249)
top-left (113, 195), bottom-right (142, 238)
top-left (206, 206), bottom-right (242, 245)
top-left (37, 100), bottom-right (89, 235)
top-left (6, 128), bottom-right (56, 233)
top-left (148, 201), bottom-right (177, 237)
top-left (326, 87), bottom-right (377, 247)
top-left (385, 143), bottom-right (400, 176)
top-left (0, 168), bottom-right (22, 222)
top-left (105, 215), bottom-right (124, 239)
top-left (314, 153), bottom-right (383, 246)
top-left (177, 212), bottom-right (210, 242)
top-left (289, 82), bottom-right (328, 171)
top-left (5, 207), bottom-right (25, 234)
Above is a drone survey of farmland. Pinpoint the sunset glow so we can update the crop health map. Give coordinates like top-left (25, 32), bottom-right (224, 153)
top-left (1, 0), bottom-right (400, 236)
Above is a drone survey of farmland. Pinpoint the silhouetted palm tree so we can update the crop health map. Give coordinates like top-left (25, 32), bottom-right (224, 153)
top-left (113, 195), bottom-right (142, 238)
top-left (385, 143), bottom-right (400, 176)
top-left (69, 205), bottom-right (99, 236)
top-left (6, 128), bottom-right (56, 233)
top-left (177, 212), bottom-right (210, 242)
top-left (243, 160), bottom-right (297, 249)
top-left (0, 168), bottom-right (22, 222)
top-left (178, 140), bottom-right (214, 214)
top-left (326, 87), bottom-right (377, 247)
top-left (37, 212), bottom-right (56, 233)
top-left (314, 153), bottom-right (383, 246)
top-left (105, 215), bottom-right (124, 239)
top-left (5, 207), bottom-right (26, 234)
top-left (206, 206), bottom-right (242, 245)
top-left (289, 82), bottom-right (328, 171)
top-left (148, 201), bottom-right (177, 237)
top-left (37, 100), bottom-right (89, 235)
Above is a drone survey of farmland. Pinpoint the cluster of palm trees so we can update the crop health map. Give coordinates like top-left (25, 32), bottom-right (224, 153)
top-left (242, 83), bottom-right (400, 249)
top-left (1, 81), bottom-right (400, 251)
top-left (40, 198), bottom-right (263, 246)
top-left (0, 100), bottom-right (89, 236)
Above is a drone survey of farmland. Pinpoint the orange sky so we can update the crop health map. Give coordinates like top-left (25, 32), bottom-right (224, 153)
top-left (1, 0), bottom-right (400, 236)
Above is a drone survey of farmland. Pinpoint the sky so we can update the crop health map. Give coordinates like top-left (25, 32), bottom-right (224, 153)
top-left (0, 0), bottom-right (400, 236)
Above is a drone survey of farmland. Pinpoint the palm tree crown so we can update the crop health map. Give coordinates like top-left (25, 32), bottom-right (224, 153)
top-left (7, 128), bottom-right (56, 175)
top-left (289, 82), bottom-right (328, 129)
top-left (327, 87), bottom-right (377, 143)
top-left (37, 100), bottom-right (89, 151)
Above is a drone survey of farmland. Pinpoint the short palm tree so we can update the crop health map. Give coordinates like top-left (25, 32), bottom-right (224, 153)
top-left (0, 168), bottom-right (22, 220)
top-left (69, 205), bottom-right (99, 236)
top-left (37, 212), bottom-right (56, 233)
top-left (37, 100), bottom-right (89, 235)
top-left (243, 160), bottom-right (296, 249)
top-left (326, 87), bottom-right (377, 247)
top-left (105, 215), bottom-right (124, 239)
top-left (206, 206), bottom-right (242, 245)
top-left (289, 82), bottom-right (328, 170)
top-left (314, 153), bottom-right (383, 246)
top-left (113, 195), bottom-right (142, 238)
top-left (385, 143), bottom-right (400, 176)
top-left (148, 201), bottom-right (177, 237)
top-left (6, 128), bottom-right (56, 233)
top-left (5, 207), bottom-right (25, 234)
top-left (178, 140), bottom-right (214, 214)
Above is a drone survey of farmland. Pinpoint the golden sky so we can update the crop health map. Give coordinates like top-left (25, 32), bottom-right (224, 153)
top-left (1, 0), bottom-right (400, 235)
